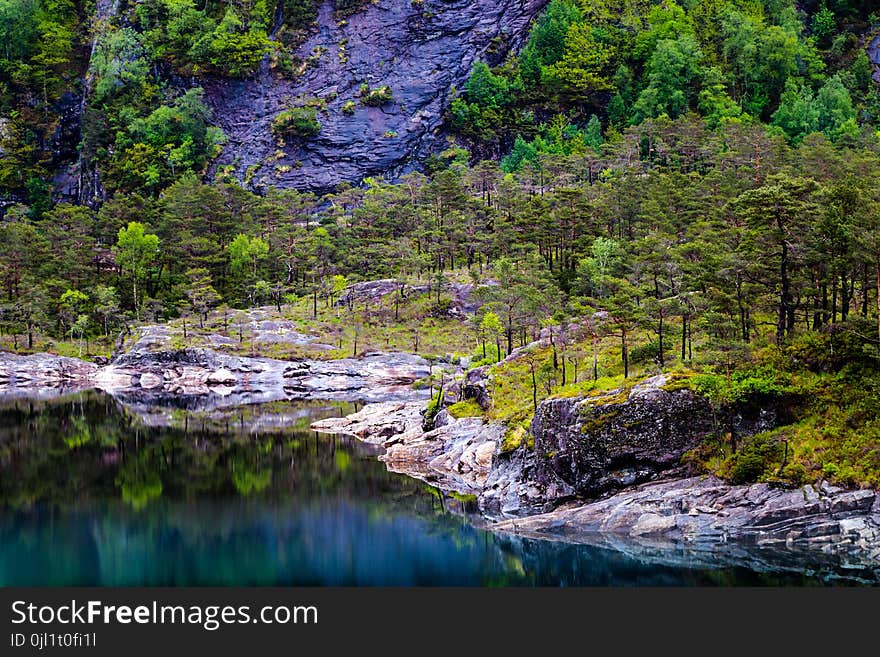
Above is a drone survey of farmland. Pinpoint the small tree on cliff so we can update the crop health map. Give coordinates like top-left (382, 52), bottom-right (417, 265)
top-left (480, 311), bottom-right (504, 362)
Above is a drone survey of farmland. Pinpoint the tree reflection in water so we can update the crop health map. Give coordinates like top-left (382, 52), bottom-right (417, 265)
top-left (0, 392), bottom-right (868, 586)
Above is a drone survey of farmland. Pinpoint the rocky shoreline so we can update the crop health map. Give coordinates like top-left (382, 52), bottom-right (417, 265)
top-left (494, 477), bottom-right (880, 573)
top-left (3, 341), bottom-right (879, 578)
top-left (0, 347), bottom-right (433, 407)
top-left (311, 376), bottom-right (880, 576)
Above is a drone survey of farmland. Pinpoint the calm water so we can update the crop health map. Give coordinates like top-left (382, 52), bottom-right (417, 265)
top-left (0, 393), bottom-right (870, 586)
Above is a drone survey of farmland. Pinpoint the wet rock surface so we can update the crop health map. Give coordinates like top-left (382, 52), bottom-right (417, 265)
top-left (0, 352), bottom-right (99, 398)
top-left (204, 0), bottom-right (548, 193)
top-left (492, 476), bottom-right (880, 572)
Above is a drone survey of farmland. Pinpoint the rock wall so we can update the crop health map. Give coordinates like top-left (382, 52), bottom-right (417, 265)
top-left (478, 374), bottom-right (783, 516)
top-left (203, 0), bottom-right (547, 193)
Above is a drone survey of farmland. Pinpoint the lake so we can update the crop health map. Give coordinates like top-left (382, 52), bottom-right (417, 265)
top-left (0, 392), bottom-right (870, 586)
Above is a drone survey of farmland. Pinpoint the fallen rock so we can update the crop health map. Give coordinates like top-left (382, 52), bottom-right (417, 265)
top-left (139, 372), bottom-right (163, 389)
top-left (310, 401), bottom-right (422, 444)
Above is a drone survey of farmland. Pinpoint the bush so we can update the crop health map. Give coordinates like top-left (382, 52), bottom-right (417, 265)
top-left (341, 100), bottom-right (356, 115)
top-left (272, 107), bottom-right (321, 138)
top-left (725, 434), bottom-right (784, 484)
top-left (360, 84), bottom-right (393, 106)
top-left (430, 296), bottom-right (453, 317)
top-left (692, 365), bottom-right (792, 405)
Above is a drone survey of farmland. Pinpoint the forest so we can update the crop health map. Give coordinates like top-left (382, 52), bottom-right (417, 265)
top-left (1, 0), bottom-right (880, 489)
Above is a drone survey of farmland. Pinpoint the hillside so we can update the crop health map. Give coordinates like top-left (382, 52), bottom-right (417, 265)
top-left (2, 0), bottom-right (880, 493)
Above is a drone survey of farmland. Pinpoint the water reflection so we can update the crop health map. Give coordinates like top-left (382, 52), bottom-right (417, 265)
top-left (0, 392), bottom-right (872, 586)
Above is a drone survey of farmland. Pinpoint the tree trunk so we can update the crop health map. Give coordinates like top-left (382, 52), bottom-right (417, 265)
top-left (777, 235), bottom-right (789, 344)
top-left (621, 326), bottom-right (629, 379)
top-left (737, 277), bottom-right (749, 342)
top-left (681, 314), bottom-right (687, 362)
top-left (831, 278), bottom-right (838, 324)
top-left (658, 314), bottom-right (664, 368)
top-left (529, 360), bottom-right (537, 411)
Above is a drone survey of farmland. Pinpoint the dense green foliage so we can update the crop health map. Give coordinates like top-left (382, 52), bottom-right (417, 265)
top-left (450, 0), bottom-right (879, 162)
top-left (0, 0), bottom-right (335, 206)
top-left (273, 106), bottom-right (322, 138)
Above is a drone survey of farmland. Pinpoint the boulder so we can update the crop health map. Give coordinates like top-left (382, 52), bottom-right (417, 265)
top-left (530, 375), bottom-right (715, 498)
top-left (206, 368), bottom-right (237, 385)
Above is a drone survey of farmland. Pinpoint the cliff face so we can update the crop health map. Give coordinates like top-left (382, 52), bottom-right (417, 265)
top-left (481, 374), bottom-right (782, 515)
top-left (529, 376), bottom-right (716, 497)
top-left (202, 0), bottom-right (547, 193)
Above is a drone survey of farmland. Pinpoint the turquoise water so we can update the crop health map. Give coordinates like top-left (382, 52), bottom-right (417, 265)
top-left (0, 393), bottom-right (867, 586)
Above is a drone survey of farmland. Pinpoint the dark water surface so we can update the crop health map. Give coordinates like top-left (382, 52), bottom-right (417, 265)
top-left (0, 393), bottom-right (867, 586)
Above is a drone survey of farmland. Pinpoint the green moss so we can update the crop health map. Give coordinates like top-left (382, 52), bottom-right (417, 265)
top-left (579, 406), bottom-right (621, 434)
top-left (660, 370), bottom-right (697, 392)
top-left (423, 390), bottom-right (445, 429)
top-left (446, 399), bottom-right (483, 419)
top-left (500, 425), bottom-right (529, 453)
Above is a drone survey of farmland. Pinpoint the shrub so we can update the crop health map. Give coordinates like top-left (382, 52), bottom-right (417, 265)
top-left (341, 100), bottom-right (356, 115)
top-left (430, 296), bottom-right (453, 317)
top-left (423, 389), bottom-right (444, 430)
top-left (361, 84), bottom-right (394, 106)
top-left (272, 107), bottom-right (321, 138)
top-left (725, 434), bottom-right (784, 484)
